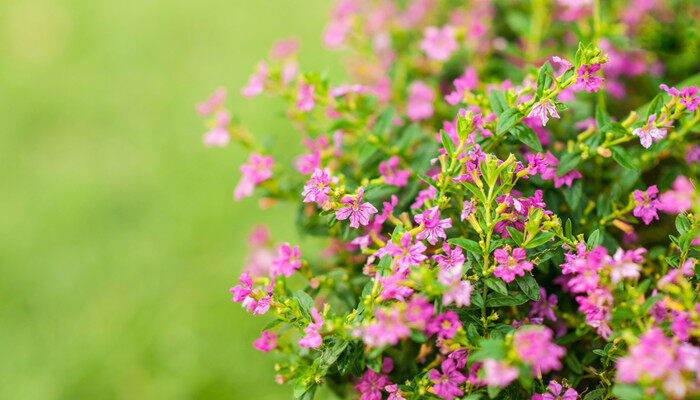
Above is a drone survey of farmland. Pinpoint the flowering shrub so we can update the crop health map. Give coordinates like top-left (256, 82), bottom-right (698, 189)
top-left (198, 1), bottom-right (700, 399)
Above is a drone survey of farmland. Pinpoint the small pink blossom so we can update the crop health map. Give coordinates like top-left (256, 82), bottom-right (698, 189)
top-left (230, 272), bottom-right (274, 315)
top-left (406, 81), bottom-right (435, 121)
top-left (432, 243), bottom-right (465, 271)
top-left (379, 156), bottom-right (411, 186)
top-left (202, 109), bottom-right (231, 147)
top-left (679, 86), bottom-right (699, 112)
top-left (296, 82), bottom-right (315, 112)
top-left (445, 67), bottom-right (478, 105)
top-left (241, 61), bottom-right (268, 98)
top-left (528, 99), bottom-right (560, 126)
top-left (196, 87), bottom-right (227, 116)
top-left (419, 26), bottom-right (458, 62)
top-left (633, 185), bottom-right (661, 224)
top-left (542, 381), bottom-right (578, 400)
top-left (253, 330), bottom-right (277, 353)
top-left (269, 37), bottom-right (300, 60)
top-left (298, 307), bottom-right (323, 349)
top-left (574, 64), bottom-right (605, 93)
top-left (271, 243), bottom-right (302, 278)
top-left (414, 206), bottom-right (452, 245)
top-left (632, 114), bottom-right (667, 148)
top-left (234, 153), bottom-right (274, 201)
top-left (460, 200), bottom-right (474, 221)
top-left (354, 367), bottom-right (391, 400)
top-left (493, 246), bottom-right (533, 283)
top-left (540, 151), bottom-right (582, 188)
top-left (336, 187), bottom-right (379, 228)
top-left (659, 176), bottom-right (695, 214)
top-left (429, 359), bottom-right (466, 399)
top-left (426, 310), bottom-right (461, 339)
top-left (359, 306), bottom-right (411, 347)
top-left (302, 168), bottom-right (332, 203)
top-left (482, 359), bottom-right (519, 387)
top-left (377, 232), bottom-right (428, 273)
top-left (438, 265), bottom-right (473, 307)
top-left (513, 326), bottom-right (565, 374)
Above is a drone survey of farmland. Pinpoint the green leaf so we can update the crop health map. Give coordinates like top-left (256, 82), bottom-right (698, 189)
top-left (320, 339), bottom-right (349, 371)
top-left (461, 181), bottom-right (486, 204)
top-left (676, 214), bottom-right (692, 235)
top-left (601, 121), bottom-right (629, 136)
top-left (372, 106), bottom-right (395, 137)
top-left (488, 90), bottom-right (507, 116)
top-left (556, 151), bottom-right (581, 177)
top-left (610, 146), bottom-right (639, 171)
top-left (595, 104), bottom-right (611, 129)
top-left (562, 180), bottom-right (583, 211)
top-left (584, 388), bottom-right (606, 400)
top-left (526, 231), bottom-right (555, 248)
top-left (515, 274), bottom-right (541, 301)
top-left (645, 94), bottom-right (663, 120)
top-left (511, 122), bottom-right (542, 151)
top-left (496, 108), bottom-right (523, 135)
top-left (440, 129), bottom-right (455, 157)
top-left (612, 384), bottom-right (644, 400)
top-left (535, 61), bottom-right (554, 101)
top-left (587, 229), bottom-right (601, 248)
top-left (471, 338), bottom-right (506, 361)
top-left (294, 290), bottom-right (315, 317)
top-left (448, 238), bottom-right (482, 254)
top-left (486, 278), bottom-right (508, 296)
top-left (506, 227), bottom-right (523, 246)
top-left (485, 291), bottom-right (529, 307)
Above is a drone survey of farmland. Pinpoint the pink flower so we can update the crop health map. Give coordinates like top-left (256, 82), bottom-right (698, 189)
top-left (445, 67), bottom-right (478, 105)
top-left (542, 381), bottom-right (578, 400)
top-left (377, 232), bottom-right (428, 273)
top-left (294, 151), bottom-right (321, 174)
top-left (296, 82), bottom-right (315, 112)
top-left (632, 114), bottom-right (667, 148)
top-left (493, 246), bottom-right (533, 283)
top-left (230, 272), bottom-right (274, 315)
top-left (460, 200), bottom-right (474, 221)
top-left (411, 186), bottom-right (437, 208)
top-left (406, 81), bottom-right (435, 121)
top-left (438, 265), bottom-right (473, 307)
top-left (404, 295), bottom-right (435, 329)
top-left (378, 273), bottom-right (414, 301)
top-left (513, 326), bottom-right (565, 374)
top-left (528, 99), bottom-right (560, 126)
top-left (414, 206), bottom-right (452, 245)
top-left (482, 359), bottom-right (519, 387)
top-left (202, 109), bottom-right (231, 147)
top-left (427, 310), bottom-right (461, 339)
top-left (429, 359), bottom-right (466, 399)
top-left (269, 37), bottom-right (300, 60)
top-left (302, 168), bottom-right (332, 203)
top-left (298, 307), bottom-right (323, 349)
top-left (336, 187), bottom-right (379, 228)
top-left (380, 156), bottom-right (411, 186)
top-left (540, 151), bottom-right (582, 188)
top-left (234, 153), bottom-right (274, 200)
top-left (359, 306), bottom-right (411, 347)
top-left (252, 330), bottom-right (277, 353)
top-left (530, 288), bottom-right (558, 322)
top-left (432, 243), bottom-right (465, 270)
top-left (354, 368), bottom-right (391, 400)
top-left (633, 185), bottom-right (661, 224)
top-left (385, 384), bottom-right (407, 400)
top-left (659, 176), bottom-right (695, 214)
top-left (196, 87), bottom-right (227, 116)
top-left (419, 26), bottom-right (458, 61)
top-left (574, 64), bottom-right (605, 93)
top-left (241, 61), bottom-right (268, 98)
top-left (679, 86), bottom-right (699, 112)
top-left (271, 243), bottom-right (302, 278)
top-left (322, 17), bottom-right (352, 49)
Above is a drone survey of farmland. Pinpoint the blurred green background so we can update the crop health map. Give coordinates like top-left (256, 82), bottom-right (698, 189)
top-left (0, 0), bottom-right (341, 398)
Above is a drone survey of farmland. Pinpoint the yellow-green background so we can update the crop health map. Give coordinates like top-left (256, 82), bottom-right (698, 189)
top-left (0, 0), bottom-right (341, 398)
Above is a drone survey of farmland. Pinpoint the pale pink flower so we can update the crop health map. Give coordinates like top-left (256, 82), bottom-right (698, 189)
top-left (482, 359), bottom-right (519, 387)
top-left (336, 187), bottom-right (379, 228)
top-left (241, 61), bottom-right (268, 98)
top-left (196, 87), bottom-right (227, 116)
top-left (271, 243), bottom-right (302, 278)
top-left (253, 330), bottom-right (277, 352)
top-left (406, 81), bottom-right (435, 121)
top-left (296, 82), bottom-right (315, 112)
top-left (528, 99), bottom-right (560, 126)
top-left (632, 114), bottom-right (667, 148)
top-left (419, 26), bottom-right (459, 61)
top-left (298, 307), bottom-right (323, 349)
top-left (379, 156), bottom-right (411, 186)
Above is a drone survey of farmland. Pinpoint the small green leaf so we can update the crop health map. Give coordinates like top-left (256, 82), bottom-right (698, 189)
top-left (601, 122), bottom-right (629, 136)
top-left (486, 278), bottom-right (508, 296)
top-left (612, 384), bottom-right (644, 400)
top-left (526, 231), bottom-right (555, 248)
top-left (506, 227), bottom-right (524, 246)
top-left (372, 106), bottom-right (395, 137)
top-left (584, 388), bottom-right (606, 400)
top-left (496, 108), bottom-right (523, 135)
top-left (645, 94), bottom-right (663, 120)
top-left (587, 229), bottom-right (601, 248)
top-left (488, 90), bottom-right (507, 116)
top-left (440, 129), bottom-right (455, 157)
top-left (511, 122), bottom-right (543, 151)
top-left (556, 151), bottom-right (581, 177)
top-left (294, 290), bottom-right (315, 316)
top-left (485, 291), bottom-right (529, 307)
top-left (610, 146), bottom-right (639, 171)
top-left (595, 104), bottom-right (611, 129)
top-left (448, 238), bottom-right (482, 254)
top-left (676, 214), bottom-right (692, 235)
top-left (535, 61), bottom-right (554, 101)
top-left (515, 273), bottom-right (541, 301)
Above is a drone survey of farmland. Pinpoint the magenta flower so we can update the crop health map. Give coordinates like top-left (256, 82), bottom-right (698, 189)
top-left (230, 272), bottom-right (273, 315)
top-left (359, 306), bottom-right (411, 347)
top-left (609, 248), bottom-right (644, 284)
top-left (377, 232), bottom-right (428, 273)
top-left (234, 153), bottom-right (274, 201)
top-left (482, 359), bottom-right (519, 387)
top-left (633, 185), bottom-right (661, 224)
top-left (679, 85), bottom-right (699, 112)
top-left (411, 186), bottom-right (437, 209)
top-left (379, 156), bottom-right (411, 186)
top-left (575, 64), bottom-right (605, 93)
top-left (406, 81), bottom-right (435, 121)
top-left (294, 151), bottom-right (321, 174)
top-left (404, 295), bottom-right (435, 329)
top-left (493, 246), bottom-right (533, 283)
top-left (445, 67), bottom-right (478, 105)
top-left (542, 381), bottom-right (578, 400)
top-left (385, 384), bottom-right (407, 400)
top-left (296, 82), bottom-right (315, 112)
top-left (252, 330), bottom-right (277, 353)
top-left (438, 265), bottom-right (473, 307)
top-left (460, 200), bottom-right (474, 221)
top-left (429, 359), bottom-right (466, 399)
top-left (528, 99), bottom-right (560, 126)
top-left (414, 206), bottom-right (452, 245)
top-left (269, 37), bottom-right (300, 61)
top-left (354, 368), bottom-right (391, 400)
top-left (298, 307), bottom-right (323, 349)
top-left (302, 168), bottom-right (332, 203)
top-left (336, 187), bottom-right (378, 228)
top-left (241, 61), bottom-right (268, 98)
top-left (632, 114), bottom-right (667, 148)
top-left (271, 243), bottom-right (302, 278)
top-left (419, 26), bottom-right (458, 62)
top-left (196, 87), bottom-right (227, 116)
top-left (202, 109), bottom-right (231, 147)
top-left (530, 288), bottom-right (558, 322)
top-left (514, 326), bottom-right (565, 374)
top-left (378, 272), bottom-right (414, 301)
top-left (426, 310), bottom-right (462, 339)
top-left (432, 243), bottom-right (465, 271)
top-left (658, 176), bottom-right (695, 214)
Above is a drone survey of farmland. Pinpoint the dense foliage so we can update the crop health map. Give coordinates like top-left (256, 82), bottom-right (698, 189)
top-left (198, 1), bottom-right (700, 399)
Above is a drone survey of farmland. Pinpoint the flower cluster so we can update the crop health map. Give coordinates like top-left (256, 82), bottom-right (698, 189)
top-left (198, 1), bottom-right (700, 399)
